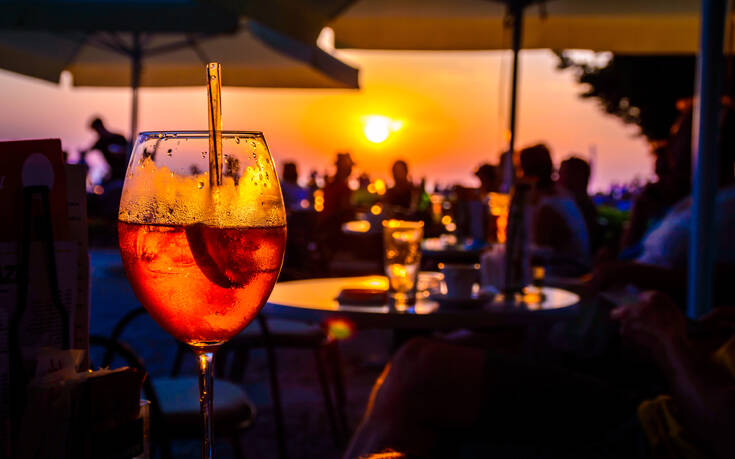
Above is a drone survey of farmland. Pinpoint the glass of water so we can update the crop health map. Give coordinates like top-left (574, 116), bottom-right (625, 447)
top-left (382, 220), bottom-right (424, 308)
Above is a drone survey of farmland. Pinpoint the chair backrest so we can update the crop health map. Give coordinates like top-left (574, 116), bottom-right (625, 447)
top-left (89, 335), bottom-right (166, 446)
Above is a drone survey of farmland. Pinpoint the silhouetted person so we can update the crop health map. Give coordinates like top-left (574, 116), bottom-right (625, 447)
top-left (85, 117), bottom-right (128, 184)
top-left (521, 144), bottom-right (590, 273)
top-left (280, 161), bottom-right (308, 211)
top-left (474, 163), bottom-right (499, 194)
top-left (559, 156), bottom-right (602, 252)
top-left (322, 152), bottom-right (355, 224)
top-left (307, 170), bottom-right (320, 193)
top-left (352, 173), bottom-right (378, 208)
top-left (384, 160), bottom-right (414, 210)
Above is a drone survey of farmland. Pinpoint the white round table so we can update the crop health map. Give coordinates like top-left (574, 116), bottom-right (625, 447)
top-left (264, 275), bottom-right (581, 330)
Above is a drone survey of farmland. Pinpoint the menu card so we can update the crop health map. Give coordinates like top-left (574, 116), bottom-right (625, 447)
top-left (0, 140), bottom-right (90, 457)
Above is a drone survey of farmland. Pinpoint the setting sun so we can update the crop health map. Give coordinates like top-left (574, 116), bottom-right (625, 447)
top-left (363, 115), bottom-right (402, 144)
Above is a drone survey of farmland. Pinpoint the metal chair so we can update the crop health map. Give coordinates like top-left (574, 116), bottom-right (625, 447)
top-left (170, 314), bottom-right (349, 459)
top-left (111, 308), bottom-right (348, 459)
top-left (90, 334), bottom-right (255, 459)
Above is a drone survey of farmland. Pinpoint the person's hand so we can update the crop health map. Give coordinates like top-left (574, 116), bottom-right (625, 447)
top-left (699, 307), bottom-right (735, 332)
top-left (592, 246), bottom-right (617, 266)
top-left (584, 261), bottom-right (633, 293)
top-left (691, 307), bottom-right (735, 353)
top-left (610, 291), bottom-right (688, 364)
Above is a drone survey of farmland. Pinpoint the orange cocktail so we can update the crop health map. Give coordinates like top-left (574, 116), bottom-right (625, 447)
top-left (118, 222), bottom-right (285, 346)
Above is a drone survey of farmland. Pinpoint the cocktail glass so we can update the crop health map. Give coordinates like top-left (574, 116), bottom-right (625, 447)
top-left (118, 131), bottom-right (286, 458)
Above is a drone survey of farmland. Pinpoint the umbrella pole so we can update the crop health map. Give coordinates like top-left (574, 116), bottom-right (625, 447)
top-left (506, 2), bottom-right (523, 187)
top-left (130, 32), bottom-right (142, 148)
top-left (688, 0), bottom-right (727, 318)
top-left (502, 2), bottom-right (524, 293)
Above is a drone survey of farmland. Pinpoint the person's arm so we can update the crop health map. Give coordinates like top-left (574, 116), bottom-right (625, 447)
top-left (589, 262), bottom-right (735, 305)
top-left (87, 138), bottom-right (103, 155)
top-left (612, 293), bottom-right (735, 458)
top-left (532, 204), bottom-right (571, 249)
top-left (713, 264), bottom-right (735, 306)
top-left (587, 261), bottom-right (686, 301)
top-left (660, 338), bottom-right (735, 459)
top-left (699, 307), bottom-right (735, 332)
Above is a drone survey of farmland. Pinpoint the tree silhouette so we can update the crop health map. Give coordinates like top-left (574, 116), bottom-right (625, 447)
top-left (556, 52), bottom-right (696, 142)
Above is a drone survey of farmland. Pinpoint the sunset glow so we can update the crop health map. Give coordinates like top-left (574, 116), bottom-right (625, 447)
top-left (0, 50), bottom-right (651, 191)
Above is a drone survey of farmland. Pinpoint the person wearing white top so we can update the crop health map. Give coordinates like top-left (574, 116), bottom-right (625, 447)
top-left (637, 186), bottom-right (735, 270)
top-left (520, 144), bottom-right (591, 276)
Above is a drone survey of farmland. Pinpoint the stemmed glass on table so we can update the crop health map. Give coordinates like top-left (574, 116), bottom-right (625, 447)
top-left (117, 130), bottom-right (286, 458)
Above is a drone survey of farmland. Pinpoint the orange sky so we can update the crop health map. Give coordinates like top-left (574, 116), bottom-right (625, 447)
top-left (0, 49), bottom-right (651, 191)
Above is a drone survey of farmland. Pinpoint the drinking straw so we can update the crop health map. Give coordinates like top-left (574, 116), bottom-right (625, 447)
top-left (207, 62), bottom-right (223, 186)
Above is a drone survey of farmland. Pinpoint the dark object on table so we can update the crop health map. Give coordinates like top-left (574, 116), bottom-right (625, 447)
top-left (337, 288), bottom-right (389, 306)
top-left (430, 289), bottom-right (496, 310)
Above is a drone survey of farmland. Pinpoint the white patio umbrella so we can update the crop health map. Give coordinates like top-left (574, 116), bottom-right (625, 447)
top-left (201, 0), bottom-right (355, 45)
top-left (329, 0), bottom-right (713, 166)
top-left (328, 0), bottom-right (731, 317)
top-left (330, 0), bottom-right (707, 52)
top-left (0, 19), bottom-right (360, 139)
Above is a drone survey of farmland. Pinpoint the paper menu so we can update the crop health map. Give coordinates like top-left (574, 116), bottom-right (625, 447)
top-left (0, 241), bottom-right (79, 457)
top-left (0, 141), bottom-right (90, 457)
top-left (65, 164), bottom-right (90, 367)
top-left (0, 139), bottom-right (69, 243)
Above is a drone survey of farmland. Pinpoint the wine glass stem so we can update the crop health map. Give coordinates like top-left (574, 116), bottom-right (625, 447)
top-left (195, 348), bottom-right (216, 459)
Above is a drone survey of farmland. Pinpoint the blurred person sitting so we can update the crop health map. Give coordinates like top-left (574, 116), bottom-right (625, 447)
top-left (521, 144), bottom-right (591, 274)
top-left (384, 159), bottom-right (415, 211)
top-left (591, 102), bottom-right (735, 304)
top-left (621, 101), bottom-right (694, 254)
top-left (559, 156), bottom-right (603, 253)
top-left (345, 292), bottom-right (735, 458)
top-left (352, 173), bottom-right (379, 209)
top-left (450, 165), bottom-right (500, 243)
top-left (280, 161), bottom-right (309, 211)
top-left (83, 117), bottom-right (128, 185)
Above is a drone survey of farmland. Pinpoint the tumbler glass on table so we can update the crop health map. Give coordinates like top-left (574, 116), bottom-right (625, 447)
top-left (117, 131), bottom-right (286, 458)
top-left (382, 220), bottom-right (424, 308)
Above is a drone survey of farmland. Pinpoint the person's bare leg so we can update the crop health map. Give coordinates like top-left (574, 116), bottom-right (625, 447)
top-left (344, 338), bottom-right (486, 458)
